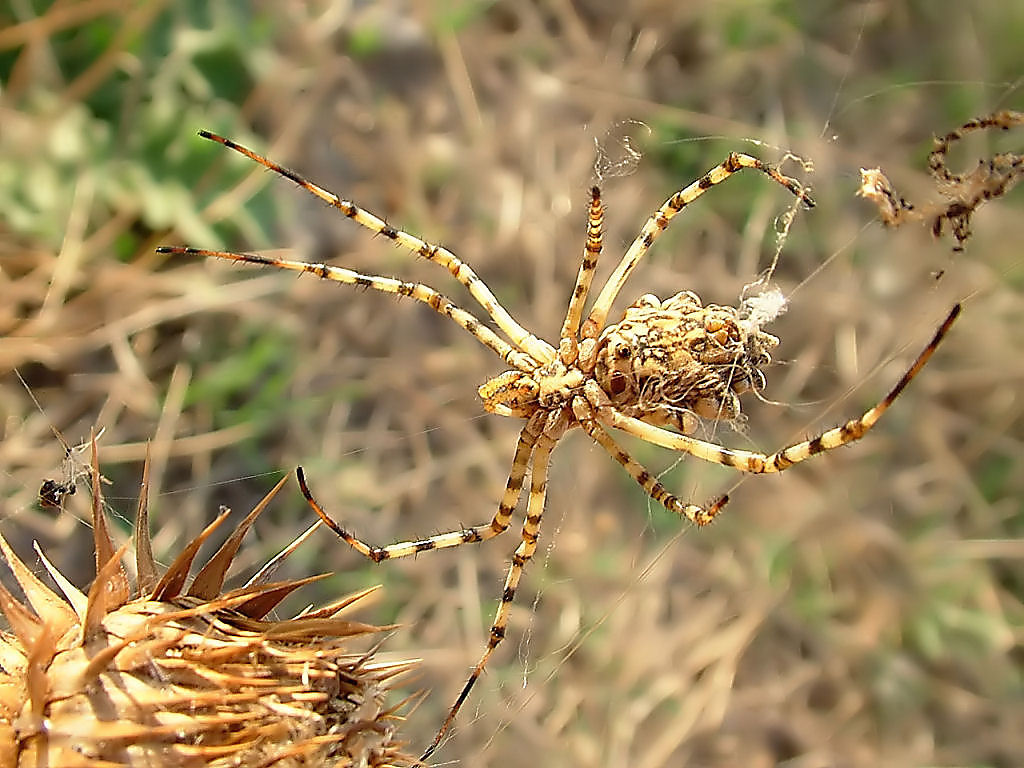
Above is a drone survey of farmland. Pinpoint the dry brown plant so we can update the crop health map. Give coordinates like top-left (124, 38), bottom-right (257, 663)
top-left (0, 439), bottom-right (416, 767)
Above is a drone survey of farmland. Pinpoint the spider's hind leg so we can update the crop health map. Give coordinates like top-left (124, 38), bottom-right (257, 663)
top-left (589, 305), bottom-right (961, 475)
top-left (757, 302), bottom-right (961, 472)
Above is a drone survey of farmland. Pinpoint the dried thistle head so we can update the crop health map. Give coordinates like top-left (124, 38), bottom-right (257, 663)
top-left (0, 436), bottom-right (416, 767)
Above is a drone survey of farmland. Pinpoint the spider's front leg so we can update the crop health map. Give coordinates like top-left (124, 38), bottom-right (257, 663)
top-left (582, 153), bottom-right (814, 340)
top-left (559, 185), bottom-right (605, 365)
top-left (164, 131), bottom-right (558, 365)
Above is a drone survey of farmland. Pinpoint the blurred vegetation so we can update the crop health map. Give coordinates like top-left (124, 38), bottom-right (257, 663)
top-left (2, 2), bottom-right (1022, 767)
top-left (0, 3), bottom-right (285, 254)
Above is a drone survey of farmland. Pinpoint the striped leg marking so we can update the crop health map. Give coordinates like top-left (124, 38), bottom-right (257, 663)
top-left (158, 246), bottom-right (537, 374)
top-left (560, 185), bottom-right (604, 362)
top-left (181, 131), bottom-right (556, 364)
top-left (582, 153), bottom-right (814, 339)
top-left (572, 400), bottom-right (727, 526)
top-left (295, 420), bottom-right (541, 563)
top-left (421, 429), bottom-right (557, 762)
top-left (592, 305), bottom-right (961, 474)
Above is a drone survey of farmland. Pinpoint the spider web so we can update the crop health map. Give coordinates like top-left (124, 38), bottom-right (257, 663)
top-left (7, 5), bottom-right (1020, 762)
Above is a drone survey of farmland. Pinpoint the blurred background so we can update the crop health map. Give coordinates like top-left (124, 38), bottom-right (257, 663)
top-left (1, 2), bottom-right (1022, 766)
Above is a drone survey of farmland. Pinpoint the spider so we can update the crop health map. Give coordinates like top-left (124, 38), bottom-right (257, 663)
top-left (37, 424), bottom-right (105, 512)
top-left (158, 131), bottom-right (960, 760)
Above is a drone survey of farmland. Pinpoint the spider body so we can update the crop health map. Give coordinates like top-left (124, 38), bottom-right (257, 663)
top-left (483, 290), bottom-right (777, 442)
top-left (38, 477), bottom-right (76, 510)
top-left (594, 291), bottom-right (778, 426)
top-left (159, 133), bottom-right (960, 761)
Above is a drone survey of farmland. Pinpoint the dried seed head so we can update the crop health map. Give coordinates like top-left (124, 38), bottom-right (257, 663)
top-left (0, 436), bottom-right (416, 768)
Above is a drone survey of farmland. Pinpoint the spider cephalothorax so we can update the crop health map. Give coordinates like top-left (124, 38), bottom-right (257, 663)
top-left (160, 134), bottom-right (960, 760)
top-left (594, 290), bottom-right (778, 431)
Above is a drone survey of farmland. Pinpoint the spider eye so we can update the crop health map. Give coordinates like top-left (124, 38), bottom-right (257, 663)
top-left (615, 344), bottom-right (631, 359)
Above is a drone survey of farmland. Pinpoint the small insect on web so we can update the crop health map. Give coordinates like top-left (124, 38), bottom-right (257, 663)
top-left (38, 428), bottom-right (105, 512)
top-left (14, 368), bottom-right (104, 513)
top-left (159, 130), bottom-right (960, 761)
top-left (38, 477), bottom-right (75, 511)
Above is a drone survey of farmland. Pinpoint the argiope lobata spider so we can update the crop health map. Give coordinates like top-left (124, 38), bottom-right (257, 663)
top-left (159, 131), bottom-right (960, 761)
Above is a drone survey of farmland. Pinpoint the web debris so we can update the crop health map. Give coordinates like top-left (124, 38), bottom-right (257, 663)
top-left (859, 109), bottom-right (1024, 253)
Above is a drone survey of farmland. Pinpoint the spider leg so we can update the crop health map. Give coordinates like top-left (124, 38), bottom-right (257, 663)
top-left (590, 304), bottom-right (960, 473)
top-left (185, 131), bottom-right (557, 364)
top-left (581, 153), bottom-right (814, 341)
top-left (572, 397), bottom-right (727, 526)
top-left (295, 418), bottom-right (541, 562)
top-left (158, 247), bottom-right (536, 373)
top-left (421, 413), bottom-right (564, 761)
top-left (559, 186), bottom-right (604, 362)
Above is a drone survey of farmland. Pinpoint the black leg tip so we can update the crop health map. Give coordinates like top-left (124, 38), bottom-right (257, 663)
top-left (295, 467), bottom-right (311, 498)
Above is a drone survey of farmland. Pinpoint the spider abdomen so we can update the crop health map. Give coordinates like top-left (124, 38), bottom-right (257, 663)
top-left (594, 291), bottom-right (778, 428)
